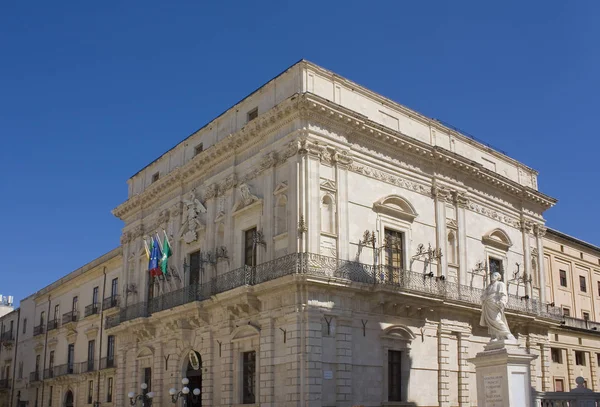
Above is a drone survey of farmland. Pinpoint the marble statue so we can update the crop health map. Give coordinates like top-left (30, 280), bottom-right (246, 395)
top-left (480, 271), bottom-right (515, 341)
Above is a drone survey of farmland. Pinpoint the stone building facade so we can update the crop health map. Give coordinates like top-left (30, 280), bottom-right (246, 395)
top-left (0, 60), bottom-right (595, 407)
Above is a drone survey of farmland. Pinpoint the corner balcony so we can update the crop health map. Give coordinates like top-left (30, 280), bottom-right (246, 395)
top-left (62, 311), bottom-right (78, 326)
top-left (29, 371), bottom-right (42, 382)
top-left (33, 324), bottom-right (44, 337)
top-left (47, 319), bottom-right (59, 332)
top-left (106, 253), bottom-right (563, 329)
top-left (102, 295), bottom-right (120, 311)
top-left (100, 357), bottom-right (116, 370)
top-left (84, 303), bottom-right (100, 318)
top-left (0, 330), bottom-right (14, 343)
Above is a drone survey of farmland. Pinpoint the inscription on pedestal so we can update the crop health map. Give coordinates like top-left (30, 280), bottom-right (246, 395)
top-left (483, 375), bottom-right (504, 407)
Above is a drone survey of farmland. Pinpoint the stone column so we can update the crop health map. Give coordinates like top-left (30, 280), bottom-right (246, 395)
top-left (539, 343), bottom-right (551, 391)
top-left (433, 186), bottom-right (449, 278)
top-left (334, 151), bottom-right (352, 260)
top-left (258, 317), bottom-right (275, 407)
top-left (534, 225), bottom-right (547, 304)
top-left (455, 192), bottom-right (469, 286)
top-left (456, 332), bottom-right (471, 407)
top-left (437, 325), bottom-right (452, 407)
top-left (297, 146), bottom-right (307, 253)
top-left (200, 331), bottom-right (214, 407)
top-left (336, 318), bottom-right (352, 407)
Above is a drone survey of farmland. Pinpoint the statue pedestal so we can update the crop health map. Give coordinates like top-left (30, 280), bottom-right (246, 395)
top-left (469, 339), bottom-right (537, 407)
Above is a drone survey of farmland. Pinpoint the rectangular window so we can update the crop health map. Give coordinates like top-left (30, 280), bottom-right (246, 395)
top-left (189, 250), bottom-right (201, 286)
top-left (48, 386), bottom-right (53, 407)
top-left (111, 278), bottom-right (118, 297)
top-left (580, 276), bottom-right (587, 292)
top-left (107, 377), bottom-right (113, 402)
top-left (40, 311), bottom-right (45, 327)
top-left (242, 351), bottom-right (256, 404)
top-left (143, 367), bottom-right (152, 394)
top-left (247, 107), bottom-right (258, 122)
top-left (551, 348), bottom-right (562, 364)
top-left (597, 353), bottom-right (600, 367)
top-left (107, 336), bottom-right (115, 366)
top-left (559, 270), bottom-right (567, 287)
top-left (87, 380), bottom-right (93, 404)
top-left (72, 296), bottom-right (78, 312)
top-left (68, 344), bottom-right (75, 373)
top-left (563, 308), bottom-right (570, 317)
top-left (555, 378), bottom-right (564, 392)
top-left (194, 143), bottom-right (204, 156)
top-left (489, 257), bottom-right (504, 281)
top-left (35, 355), bottom-right (40, 373)
top-left (597, 281), bottom-right (600, 296)
top-left (388, 350), bottom-right (402, 401)
top-left (244, 228), bottom-right (257, 267)
top-left (54, 304), bottom-right (60, 320)
top-left (87, 340), bottom-right (95, 371)
top-left (49, 351), bottom-right (54, 372)
top-left (384, 229), bottom-right (405, 270)
top-left (18, 361), bottom-right (23, 379)
top-left (575, 351), bottom-right (586, 366)
top-left (92, 287), bottom-right (99, 305)
top-left (583, 312), bottom-right (590, 321)
top-left (151, 172), bottom-right (159, 183)
top-left (22, 318), bottom-right (27, 334)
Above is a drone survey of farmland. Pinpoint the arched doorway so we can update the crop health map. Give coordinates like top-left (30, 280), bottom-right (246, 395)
top-left (185, 351), bottom-right (202, 407)
top-left (64, 390), bottom-right (74, 407)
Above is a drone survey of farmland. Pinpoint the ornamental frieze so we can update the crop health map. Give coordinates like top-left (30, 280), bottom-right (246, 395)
top-left (349, 162), bottom-right (431, 196)
top-left (467, 201), bottom-right (521, 229)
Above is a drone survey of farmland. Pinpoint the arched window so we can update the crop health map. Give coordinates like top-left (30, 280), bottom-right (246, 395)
top-left (447, 231), bottom-right (457, 265)
top-left (275, 195), bottom-right (288, 235)
top-left (321, 195), bottom-right (335, 234)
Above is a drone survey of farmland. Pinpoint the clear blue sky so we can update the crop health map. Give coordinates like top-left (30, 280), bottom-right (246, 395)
top-left (1, 1), bottom-right (598, 304)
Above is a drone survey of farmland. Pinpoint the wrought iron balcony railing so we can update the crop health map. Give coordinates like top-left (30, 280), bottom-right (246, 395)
top-left (78, 360), bottom-right (95, 373)
top-left (29, 371), bottom-right (42, 382)
top-left (102, 295), bottom-right (120, 311)
top-left (0, 378), bottom-right (10, 389)
top-left (62, 311), bottom-right (78, 325)
top-left (99, 357), bottom-right (116, 370)
top-left (84, 303), bottom-right (99, 318)
top-left (51, 363), bottom-right (78, 377)
top-left (47, 319), bottom-right (59, 331)
top-left (105, 252), bottom-right (564, 329)
top-left (0, 330), bottom-right (14, 342)
top-left (33, 324), bottom-right (44, 337)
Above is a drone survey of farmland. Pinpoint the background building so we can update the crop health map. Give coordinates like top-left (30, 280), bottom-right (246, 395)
top-left (2, 61), bottom-right (597, 407)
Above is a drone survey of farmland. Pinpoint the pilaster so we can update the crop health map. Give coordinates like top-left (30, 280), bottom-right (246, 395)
top-left (153, 342), bottom-right (163, 405)
top-left (258, 317), bottom-right (275, 407)
top-left (116, 345), bottom-right (127, 407)
top-left (305, 312), bottom-right (323, 407)
top-left (590, 349), bottom-right (598, 391)
top-left (220, 339), bottom-right (233, 406)
top-left (263, 164), bottom-right (275, 261)
top-left (456, 332), bottom-right (471, 407)
top-left (534, 225), bottom-right (547, 304)
top-left (306, 149), bottom-right (321, 255)
top-left (437, 326), bottom-right (452, 407)
top-left (335, 156), bottom-right (350, 260)
top-left (335, 318), bottom-right (352, 407)
top-left (566, 348), bottom-right (575, 390)
top-left (433, 186), bottom-right (449, 277)
top-left (522, 222), bottom-right (533, 298)
top-left (539, 343), bottom-right (551, 391)
top-left (455, 192), bottom-right (469, 286)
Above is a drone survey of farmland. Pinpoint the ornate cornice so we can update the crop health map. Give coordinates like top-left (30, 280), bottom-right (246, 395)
top-left (302, 93), bottom-right (556, 210)
top-left (113, 97), bottom-right (301, 221)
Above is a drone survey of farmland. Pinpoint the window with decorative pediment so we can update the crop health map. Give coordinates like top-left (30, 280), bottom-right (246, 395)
top-left (373, 195), bottom-right (418, 223)
top-left (380, 325), bottom-right (415, 403)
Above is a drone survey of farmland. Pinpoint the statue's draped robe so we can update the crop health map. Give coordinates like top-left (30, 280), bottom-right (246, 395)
top-left (480, 280), bottom-right (512, 339)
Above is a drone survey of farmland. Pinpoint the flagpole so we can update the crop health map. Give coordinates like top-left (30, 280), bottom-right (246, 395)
top-left (155, 233), bottom-right (163, 251)
top-left (143, 239), bottom-right (150, 259)
top-left (162, 229), bottom-right (171, 247)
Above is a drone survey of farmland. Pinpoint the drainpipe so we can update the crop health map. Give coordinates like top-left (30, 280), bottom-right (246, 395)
top-left (40, 296), bottom-right (51, 407)
top-left (10, 308), bottom-right (20, 407)
top-left (96, 267), bottom-right (107, 406)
